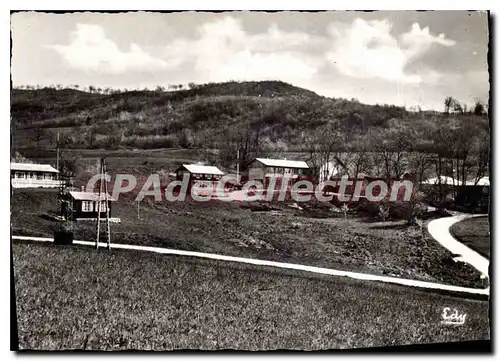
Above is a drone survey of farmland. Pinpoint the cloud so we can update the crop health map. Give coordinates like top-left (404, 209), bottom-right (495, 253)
top-left (401, 23), bottom-right (456, 57)
top-left (47, 17), bottom-right (456, 90)
top-left (47, 24), bottom-right (173, 73)
top-left (49, 19), bottom-right (323, 85)
top-left (326, 19), bottom-right (456, 84)
top-left (162, 16), bottom-right (323, 84)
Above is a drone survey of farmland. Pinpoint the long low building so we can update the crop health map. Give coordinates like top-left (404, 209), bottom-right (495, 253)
top-left (175, 164), bottom-right (224, 181)
top-left (11, 162), bottom-right (61, 189)
top-left (246, 158), bottom-right (310, 184)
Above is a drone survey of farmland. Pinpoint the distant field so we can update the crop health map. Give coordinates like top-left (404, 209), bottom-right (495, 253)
top-left (450, 217), bottom-right (490, 259)
top-left (12, 241), bottom-right (490, 350)
top-left (11, 189), bottom-right (487, 289)
top-left (14, 146), bottom-right (310, 180)
top-left (15, 147), bottom-right (210, 181)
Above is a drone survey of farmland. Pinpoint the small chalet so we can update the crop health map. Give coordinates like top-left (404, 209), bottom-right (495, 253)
top-left (457, 176), bottom-right (490, 210)
top-left (11, 162), bottom-right (61, 189)
top-left (65, 191), bottom-right (118, 222)
top-left (245, 158), bottom-right (309, 186)
top-left (175, 164), bottom-right (224, 182)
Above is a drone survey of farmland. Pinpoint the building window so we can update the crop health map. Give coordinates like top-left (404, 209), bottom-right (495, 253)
top-left (37, 173), bottom-right (43, 180)
top-left (97, 201), bottom-right (108, 212)
top-left (82, 201), bottom-right (93, 212)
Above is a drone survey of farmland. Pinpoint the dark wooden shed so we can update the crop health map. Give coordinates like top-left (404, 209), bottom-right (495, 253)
top-left (64, 191), bottom-right (116, 221)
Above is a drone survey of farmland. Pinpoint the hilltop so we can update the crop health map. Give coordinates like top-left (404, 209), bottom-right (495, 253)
top-left (10, 80), bottom-right (488, 181)
top-left (11, 80), bottom-right (321, 124)
top-left (11, 80), bottom-right (409, 152)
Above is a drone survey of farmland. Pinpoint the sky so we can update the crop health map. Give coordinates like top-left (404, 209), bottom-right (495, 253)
top-left (11, 11), bottom-right (490, 110)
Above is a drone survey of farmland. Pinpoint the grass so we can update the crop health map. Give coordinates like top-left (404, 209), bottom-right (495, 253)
top-left (11, 189), bottom-right (487, 289)
top-left (12, 241), bottom-right (490, 351)
top-left (450, 217), bottom-right (490, 259)
top-left (16, 147), bottom-right (207, 180)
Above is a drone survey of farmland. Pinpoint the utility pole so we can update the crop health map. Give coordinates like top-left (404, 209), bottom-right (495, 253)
top-left (56, 131), bottom-right (60, 173)
top-left (104, 158), bottom-right (111, 250)
top-left (95, 159), bottom-right (102, 249)
top-left (95, 157), bottom-right (111, 250)
top-left (236, 149), bottom-right (240, 183)
top-left (58, 170), bottom-right (74, 227)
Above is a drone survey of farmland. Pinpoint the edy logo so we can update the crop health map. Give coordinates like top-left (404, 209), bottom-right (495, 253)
top-left (441, 307), bottom-right (467, 325)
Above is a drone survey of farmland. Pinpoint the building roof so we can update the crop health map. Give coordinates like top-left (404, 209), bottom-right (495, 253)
top-left (465, 177), bottom-right (490, 186)
top-left (252, 158), bottom-right (309, 169)
top-left (69, 191), bottom-right (116, 201)
top-left (180, 164), bottom-right (224, 175)
top-left (11, 162), bottom-right (59, 173)
top-left (422, 176), bottom-right (462, 186)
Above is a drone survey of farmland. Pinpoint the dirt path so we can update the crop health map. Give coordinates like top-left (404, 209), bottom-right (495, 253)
top-left (427, 215), bottom-right (489, 278)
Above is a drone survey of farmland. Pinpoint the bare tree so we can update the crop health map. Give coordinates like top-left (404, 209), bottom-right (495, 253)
top-left (348, 131), bottom-right (373, 179)
top-left (59, 149), bottom-right (79, 175)
top-left (472, 131), bottom-right (489, 184)
top-left (31, 125), bottom-right (46, 147)
top-left (444, 96), bottom-right (454, 114)
top-left (372, 119), bottom-right (413, 183)
top-left (425, 119), bottom-right (457, 210)
top-left (306, 120), bottom-right (343, 181)
top-left (473, 101), bottom-right (485, 116)
top-left (85, 126), bottom-right (97, 148)
top-left (453, 101), bottom-right (463, 114)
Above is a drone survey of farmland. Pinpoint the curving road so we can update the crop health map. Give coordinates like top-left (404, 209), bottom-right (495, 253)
top-left (12, 234), bottom-right (489, 296)
top-left (427, 214), bottom-right (490, 278)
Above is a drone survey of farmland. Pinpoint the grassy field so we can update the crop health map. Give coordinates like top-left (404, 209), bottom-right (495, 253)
top-left (12, 241), bottom-right (490, 351)
top-left (16, 147), bottom-right (211, 181)
top-left (10, 189), bottom-right (487, 289)
top-left (450, 217), bottom-right (490, 259)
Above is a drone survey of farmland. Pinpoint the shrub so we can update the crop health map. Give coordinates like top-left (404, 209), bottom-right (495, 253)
top-left (122, 135), bottom-right (179, 149)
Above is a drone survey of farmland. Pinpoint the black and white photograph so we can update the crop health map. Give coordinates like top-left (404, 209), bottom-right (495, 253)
top-left (9, 9), bottom-right (491, 351)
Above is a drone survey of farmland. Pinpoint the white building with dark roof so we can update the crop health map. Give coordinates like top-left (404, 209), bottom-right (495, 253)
top-left (246, 158), bottom-right (310, 185)
top-left (10, 162), bottom-right (61, 189)
top-left (175, 164), bottom-right (224, 181)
